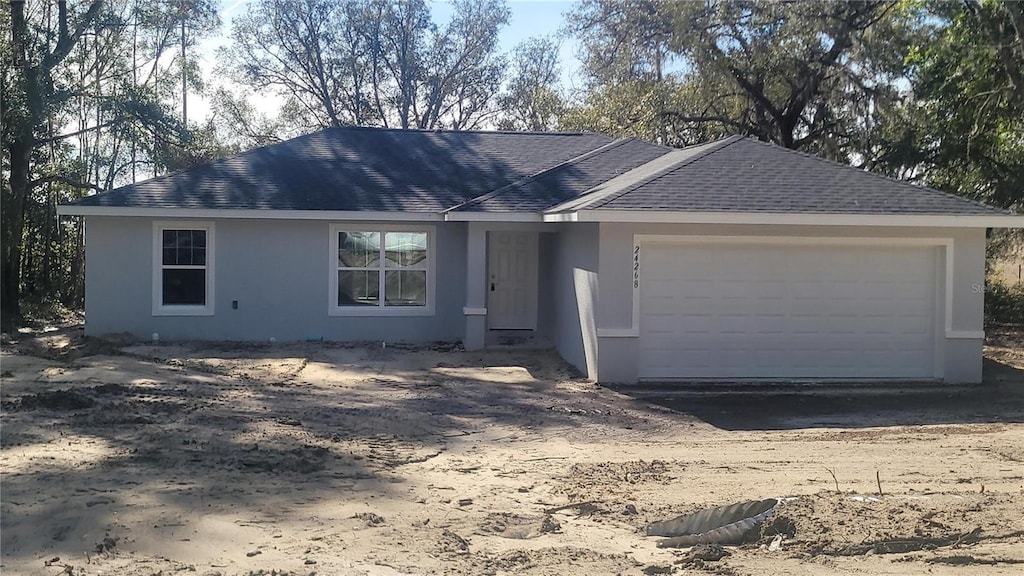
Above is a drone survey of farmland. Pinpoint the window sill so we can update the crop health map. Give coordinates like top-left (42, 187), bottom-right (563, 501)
top-left (153, 305), bottom-right (215, 316)
top-left (329, 306), bottom-right (434, 317)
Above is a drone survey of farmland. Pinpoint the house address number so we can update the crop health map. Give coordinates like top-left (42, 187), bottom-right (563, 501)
top-left (633, 245), bottom-right (640, 289)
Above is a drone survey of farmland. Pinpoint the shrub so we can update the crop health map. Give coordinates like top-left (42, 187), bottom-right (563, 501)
top-left (985, 280), bottom-right (1024, 326)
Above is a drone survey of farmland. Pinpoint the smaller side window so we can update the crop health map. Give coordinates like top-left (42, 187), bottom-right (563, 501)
top-left (153, 222), bottom-right (214, 315)
top-left (162, 229), bottom-right (207, 305)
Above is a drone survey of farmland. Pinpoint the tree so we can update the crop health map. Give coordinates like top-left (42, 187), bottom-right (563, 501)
top-left (217, 0), bottom-right (511, 133)
top-left (219, 0), bottom-right (353, 130)
top-left (497, 36), bottom-right (564, 131)
top-left (2, 0), bottom-right (220, 328)
top-left (416, 0), bottom-right (509, 129)
top-left (4, 0), bottom-right (105, 328)
top-left (569, 0), bottom-right (676, 85)
top-left (560, 79), bottom-right (724, 146)
top-left (565, 0), bottom-right (923, 159)
top-left (207, 87), bottom-right (290, 150)
top-left (965, 0), bottom-right (1024, 106)
top-left (877, 0), bottom-right (1024, 211)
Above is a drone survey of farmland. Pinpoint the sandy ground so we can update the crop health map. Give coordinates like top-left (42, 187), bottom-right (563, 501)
top-left (2, 329), bottom-right (1023, 575)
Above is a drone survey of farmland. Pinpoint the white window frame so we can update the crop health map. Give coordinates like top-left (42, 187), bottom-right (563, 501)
top-left (329, 223), bottom-right (435, 316)
top-left (152, 221), bottom-right (215, 316)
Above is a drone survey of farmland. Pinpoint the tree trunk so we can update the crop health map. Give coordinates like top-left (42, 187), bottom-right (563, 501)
top-left (3, 0), bottom-right (104, 329)
top-left (2, 140), bottom-right (31, 330)
top-left (72, 219), bottom-right (85, 308)
top-left (43, 120), bottom-right (55, 296)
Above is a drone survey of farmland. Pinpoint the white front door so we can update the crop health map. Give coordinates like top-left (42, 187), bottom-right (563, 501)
top-left (487, 231), bottom-right (538, 330)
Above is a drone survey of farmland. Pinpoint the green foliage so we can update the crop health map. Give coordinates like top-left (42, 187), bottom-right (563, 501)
top-left (985, 280), bottom-right (1024, 326)
top-left (563, 0), bottom-right (1023, 212)
top-left (565, 0), bottom-right (925, 159)
top-left (878, 0), bottom-right (1024, 210)
top-left (559, 80), bottom-right (724, 146)
top-left (2, 0), bottom-right (224, 327)
top-left (569, 0), bottom-right (677, 85)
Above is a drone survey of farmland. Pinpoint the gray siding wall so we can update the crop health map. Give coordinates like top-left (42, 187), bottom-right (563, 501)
top-left (550, 223), bottom-right (600, 378)
top-left (85, 216), bottom-right (467, 342)
top-left (536, 232), bottom-right (558, 342)
top-left (84, 215), bottom-right (987, 383)
top-left (595, 223), bottom-right (987, 384)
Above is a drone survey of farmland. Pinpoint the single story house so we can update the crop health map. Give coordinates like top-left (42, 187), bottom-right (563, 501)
top-left (59, 127), bottom-right (1023, 383)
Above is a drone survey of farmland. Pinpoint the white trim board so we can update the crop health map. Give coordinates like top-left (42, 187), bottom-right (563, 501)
top-left (596, 328), bottom-right (639, 338)
top-left (60, 206), bottom-right (444, 221)
top-left (444, 212), bottom-right (542, 222)
top-left (62, 205), bottom-right (1022, 229)
top-left (545, 210), bottom-right (1023, 228)
top-left (946, 331), bottom-right (986, 339)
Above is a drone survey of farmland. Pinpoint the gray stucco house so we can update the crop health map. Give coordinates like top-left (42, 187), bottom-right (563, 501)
top-left (59, 127), bottom-right (1022, 383)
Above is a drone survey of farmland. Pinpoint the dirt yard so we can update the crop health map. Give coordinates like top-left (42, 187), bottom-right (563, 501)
top-left (2, 329), bottom-right (1023, 575)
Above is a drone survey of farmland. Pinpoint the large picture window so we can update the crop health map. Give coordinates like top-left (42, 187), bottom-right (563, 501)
top-left (153, 222), bottom-right (214, 315)
top-left (330, 225), bottom-right (433, 315)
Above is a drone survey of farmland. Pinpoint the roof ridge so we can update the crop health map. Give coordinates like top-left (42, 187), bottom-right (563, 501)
top-left (739, 137), bottom-right (1014, 215)
top-left (326, 125), bottom-right (606, 137)
top-left (560, 135), bottom-right (744, 212)
top-left (443, 138), bottom-right (636, 213)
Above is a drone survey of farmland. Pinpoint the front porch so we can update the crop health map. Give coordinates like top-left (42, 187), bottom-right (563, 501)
top-left (462, 222), bottom-right (556, 350)
top-left (484, 329), bottom-right (552, 349)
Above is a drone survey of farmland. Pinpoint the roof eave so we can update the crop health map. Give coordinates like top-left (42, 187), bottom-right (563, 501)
top-left (56, 206), bottom-right (444, 221)
top-left (443, 211), bottom-right (543, 222)
top-left (543, 209), bottom-right (1024, 228)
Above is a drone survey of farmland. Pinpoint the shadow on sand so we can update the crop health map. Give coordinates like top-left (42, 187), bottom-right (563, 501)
top-left (616, 359), bottom-right (1024, 431)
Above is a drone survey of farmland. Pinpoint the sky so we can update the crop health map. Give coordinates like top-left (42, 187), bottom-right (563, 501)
top-left (191, 0), bottom-right (583, 123)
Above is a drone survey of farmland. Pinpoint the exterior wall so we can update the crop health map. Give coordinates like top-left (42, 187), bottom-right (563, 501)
top-left (536, 232), bottom-right (558, 342)
top-left (85, 216), bottom-right (467, 342)
top-left (84, 214), bottom-right (988, 383)
top-left (550, 223), bottom-right (600, 378)
top-left (595, 223), bottom-right (988, 384)
top-left (462, 222), bottom-right (488, 349)
top-left (946, 227), bottom-right (986, 383)
top-left (594, 223), bottom-right (638, 382)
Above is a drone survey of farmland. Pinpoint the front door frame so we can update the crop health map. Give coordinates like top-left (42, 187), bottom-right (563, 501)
top-left (487, 230), bottom-right (539, 330)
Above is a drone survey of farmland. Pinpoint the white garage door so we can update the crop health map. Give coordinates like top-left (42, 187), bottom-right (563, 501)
top-left (638, 242), bottom-right (939, 380)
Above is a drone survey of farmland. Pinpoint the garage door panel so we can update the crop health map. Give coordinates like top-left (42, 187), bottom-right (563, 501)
top-left (638, 243), bottom-right (938, 380)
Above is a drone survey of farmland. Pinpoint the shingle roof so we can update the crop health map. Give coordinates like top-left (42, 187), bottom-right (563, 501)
top-left (69, 128), bottom-right (1011, 217)
top-left (71, 127), bottom-right (617, 212)
top-left (448, 138), bottom-right (669, 212)
top-left (546, 139), bottom-right (724, 213)
top-left (567, 136), bottom-right (1006, 215)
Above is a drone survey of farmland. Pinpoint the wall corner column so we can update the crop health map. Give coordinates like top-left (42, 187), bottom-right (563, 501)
top-left (943, 230), bottom-right (986, 383)
top-left (463, 222), bottom-right (487, 350)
